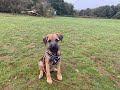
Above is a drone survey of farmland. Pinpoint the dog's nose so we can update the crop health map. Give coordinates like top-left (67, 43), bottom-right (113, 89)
top-left (49, 42), bottom-right (59, 52)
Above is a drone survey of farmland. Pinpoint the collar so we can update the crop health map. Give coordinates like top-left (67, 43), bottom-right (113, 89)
top-left (45, 51), bottom-right (61, 65)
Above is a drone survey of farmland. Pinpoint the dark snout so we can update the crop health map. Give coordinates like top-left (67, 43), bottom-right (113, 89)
top-left (49, 42), bottom-right (59, 53)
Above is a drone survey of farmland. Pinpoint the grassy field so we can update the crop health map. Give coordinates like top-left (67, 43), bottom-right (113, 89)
top-left (0, 13), bottom-right (120, 90)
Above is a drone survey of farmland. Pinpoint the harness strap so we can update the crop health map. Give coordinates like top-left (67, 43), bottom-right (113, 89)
top-left (45, 51), bottom-right (61, 65)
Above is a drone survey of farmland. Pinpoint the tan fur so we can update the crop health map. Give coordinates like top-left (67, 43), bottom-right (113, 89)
top-left (38, 33), bottom-right (63, 84)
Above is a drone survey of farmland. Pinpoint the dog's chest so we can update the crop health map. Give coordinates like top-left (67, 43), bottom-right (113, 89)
top-left (41, 54), bottom-right (60, 69)
top-left (49, 59), bottom-right (56, 66)
top-left (47, 59), bottom-right (56, 69)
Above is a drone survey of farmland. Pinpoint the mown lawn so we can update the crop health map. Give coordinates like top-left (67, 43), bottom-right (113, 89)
top-left (0, 13), bottom-right (120, 90)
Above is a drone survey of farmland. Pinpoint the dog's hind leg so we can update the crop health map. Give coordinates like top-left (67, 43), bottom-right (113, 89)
top-left (38, 61), bottom-right (44, 79)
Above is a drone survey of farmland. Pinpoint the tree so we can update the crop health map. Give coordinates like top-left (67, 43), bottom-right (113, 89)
top-left (94, 6), bottom-right (107, 17)
top-left (73, 9), bottom-right (79, 17)
top-left (113, 11), bottom-right (120, 19)
top-left (48, 0), bottom-right (64, 15)
top-left (64, 2), bottom-right (74, 15)
top-left (107, 7), bottom-right (114, 18)
top-left (84, 8), bottom-right (94, 16)
top-left (79, 9), bottom-right (85, 16)
top-left (0, 0), bottom-right (11, 13)
top-left (78, 4), bottom-right (120, 19)
top-left (0, 0), bottom-right (75, 16)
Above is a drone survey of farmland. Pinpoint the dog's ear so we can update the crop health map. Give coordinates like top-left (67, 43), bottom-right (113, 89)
top-left (56, 33), bottom-right (63, 41)
top-left (43, 36), bottom-right (48, 45)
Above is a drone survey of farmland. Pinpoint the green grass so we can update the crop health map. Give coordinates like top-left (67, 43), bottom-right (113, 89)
top-left (0, 13), bottom-right (120, 90)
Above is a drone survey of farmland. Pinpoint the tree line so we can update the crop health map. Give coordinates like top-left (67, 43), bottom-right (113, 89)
top-left (1, 0), bottom-right (120, 19)
top-left (0, 0), bottom-right (74, 17)
top-left (79, 4), bottom-right (120, 19)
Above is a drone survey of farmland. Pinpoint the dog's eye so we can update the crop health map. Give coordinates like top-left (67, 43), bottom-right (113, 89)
top-left (55, 39), bottom-right (59, 42)
top-left (48, 40), bottom-right (51, 43)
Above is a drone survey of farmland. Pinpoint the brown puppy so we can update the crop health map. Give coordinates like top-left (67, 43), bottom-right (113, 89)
top-left (38, 33), bottom-right (63, 84)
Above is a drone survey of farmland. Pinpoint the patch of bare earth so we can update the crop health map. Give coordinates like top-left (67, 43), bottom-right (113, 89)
top-left (27, 80), bottom-right (35, 86)
top-left (68, 61), bottom-right (77, 67)
top-left (8, 61), bottom-right (16, 67)
top-left (86, 76), bottom-right (93, 88)
top-left (25, 43), bottom-right (35, 50)
top-left (28, 53), bottom-right (38, 58)
top-left (97, 66), bottom-right (120, 87)
top-left (0, 54), bottom-right (9, 59)
top-left (61, 62), bottom-right (67, 72)
top-left (3, 84), bottom-right (12, 90)
top-left (90, 55), bottom-right (120, 88)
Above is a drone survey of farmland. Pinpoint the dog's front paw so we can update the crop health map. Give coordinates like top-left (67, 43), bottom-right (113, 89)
top-left (57, 74), bottom-right (62, 81)
top-left (39, 74), bottom-right (43, 79)
top-left (47, 78), bottom-right (52, 84)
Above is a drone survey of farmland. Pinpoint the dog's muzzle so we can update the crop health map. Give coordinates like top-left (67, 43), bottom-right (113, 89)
top-left (49, 42), bottom-right (59, 53)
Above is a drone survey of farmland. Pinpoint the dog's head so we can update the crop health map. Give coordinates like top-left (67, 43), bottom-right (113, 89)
top-left (43, 33), bottom-right (63, 53)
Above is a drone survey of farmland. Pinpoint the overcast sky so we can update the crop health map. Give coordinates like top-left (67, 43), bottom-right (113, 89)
top-left (64, 0), bottom-right (120, 10)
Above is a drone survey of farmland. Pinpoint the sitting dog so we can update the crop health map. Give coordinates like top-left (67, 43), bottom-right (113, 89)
top-left (38, 33), bottom-right (63, 84)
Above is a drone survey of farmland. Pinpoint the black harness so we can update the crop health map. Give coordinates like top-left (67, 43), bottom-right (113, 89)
top-left (46, 51), bottom-right (61, 65)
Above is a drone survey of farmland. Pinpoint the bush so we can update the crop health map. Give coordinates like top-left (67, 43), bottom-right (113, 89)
top-left (0, 0), bottom-right (32, 13)
top-left (0, 0), bottom-right (74, 17)
top-left (32, 0), bottom-right (54, 17)
top-left (112, 11), bottom-right (120, 19)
